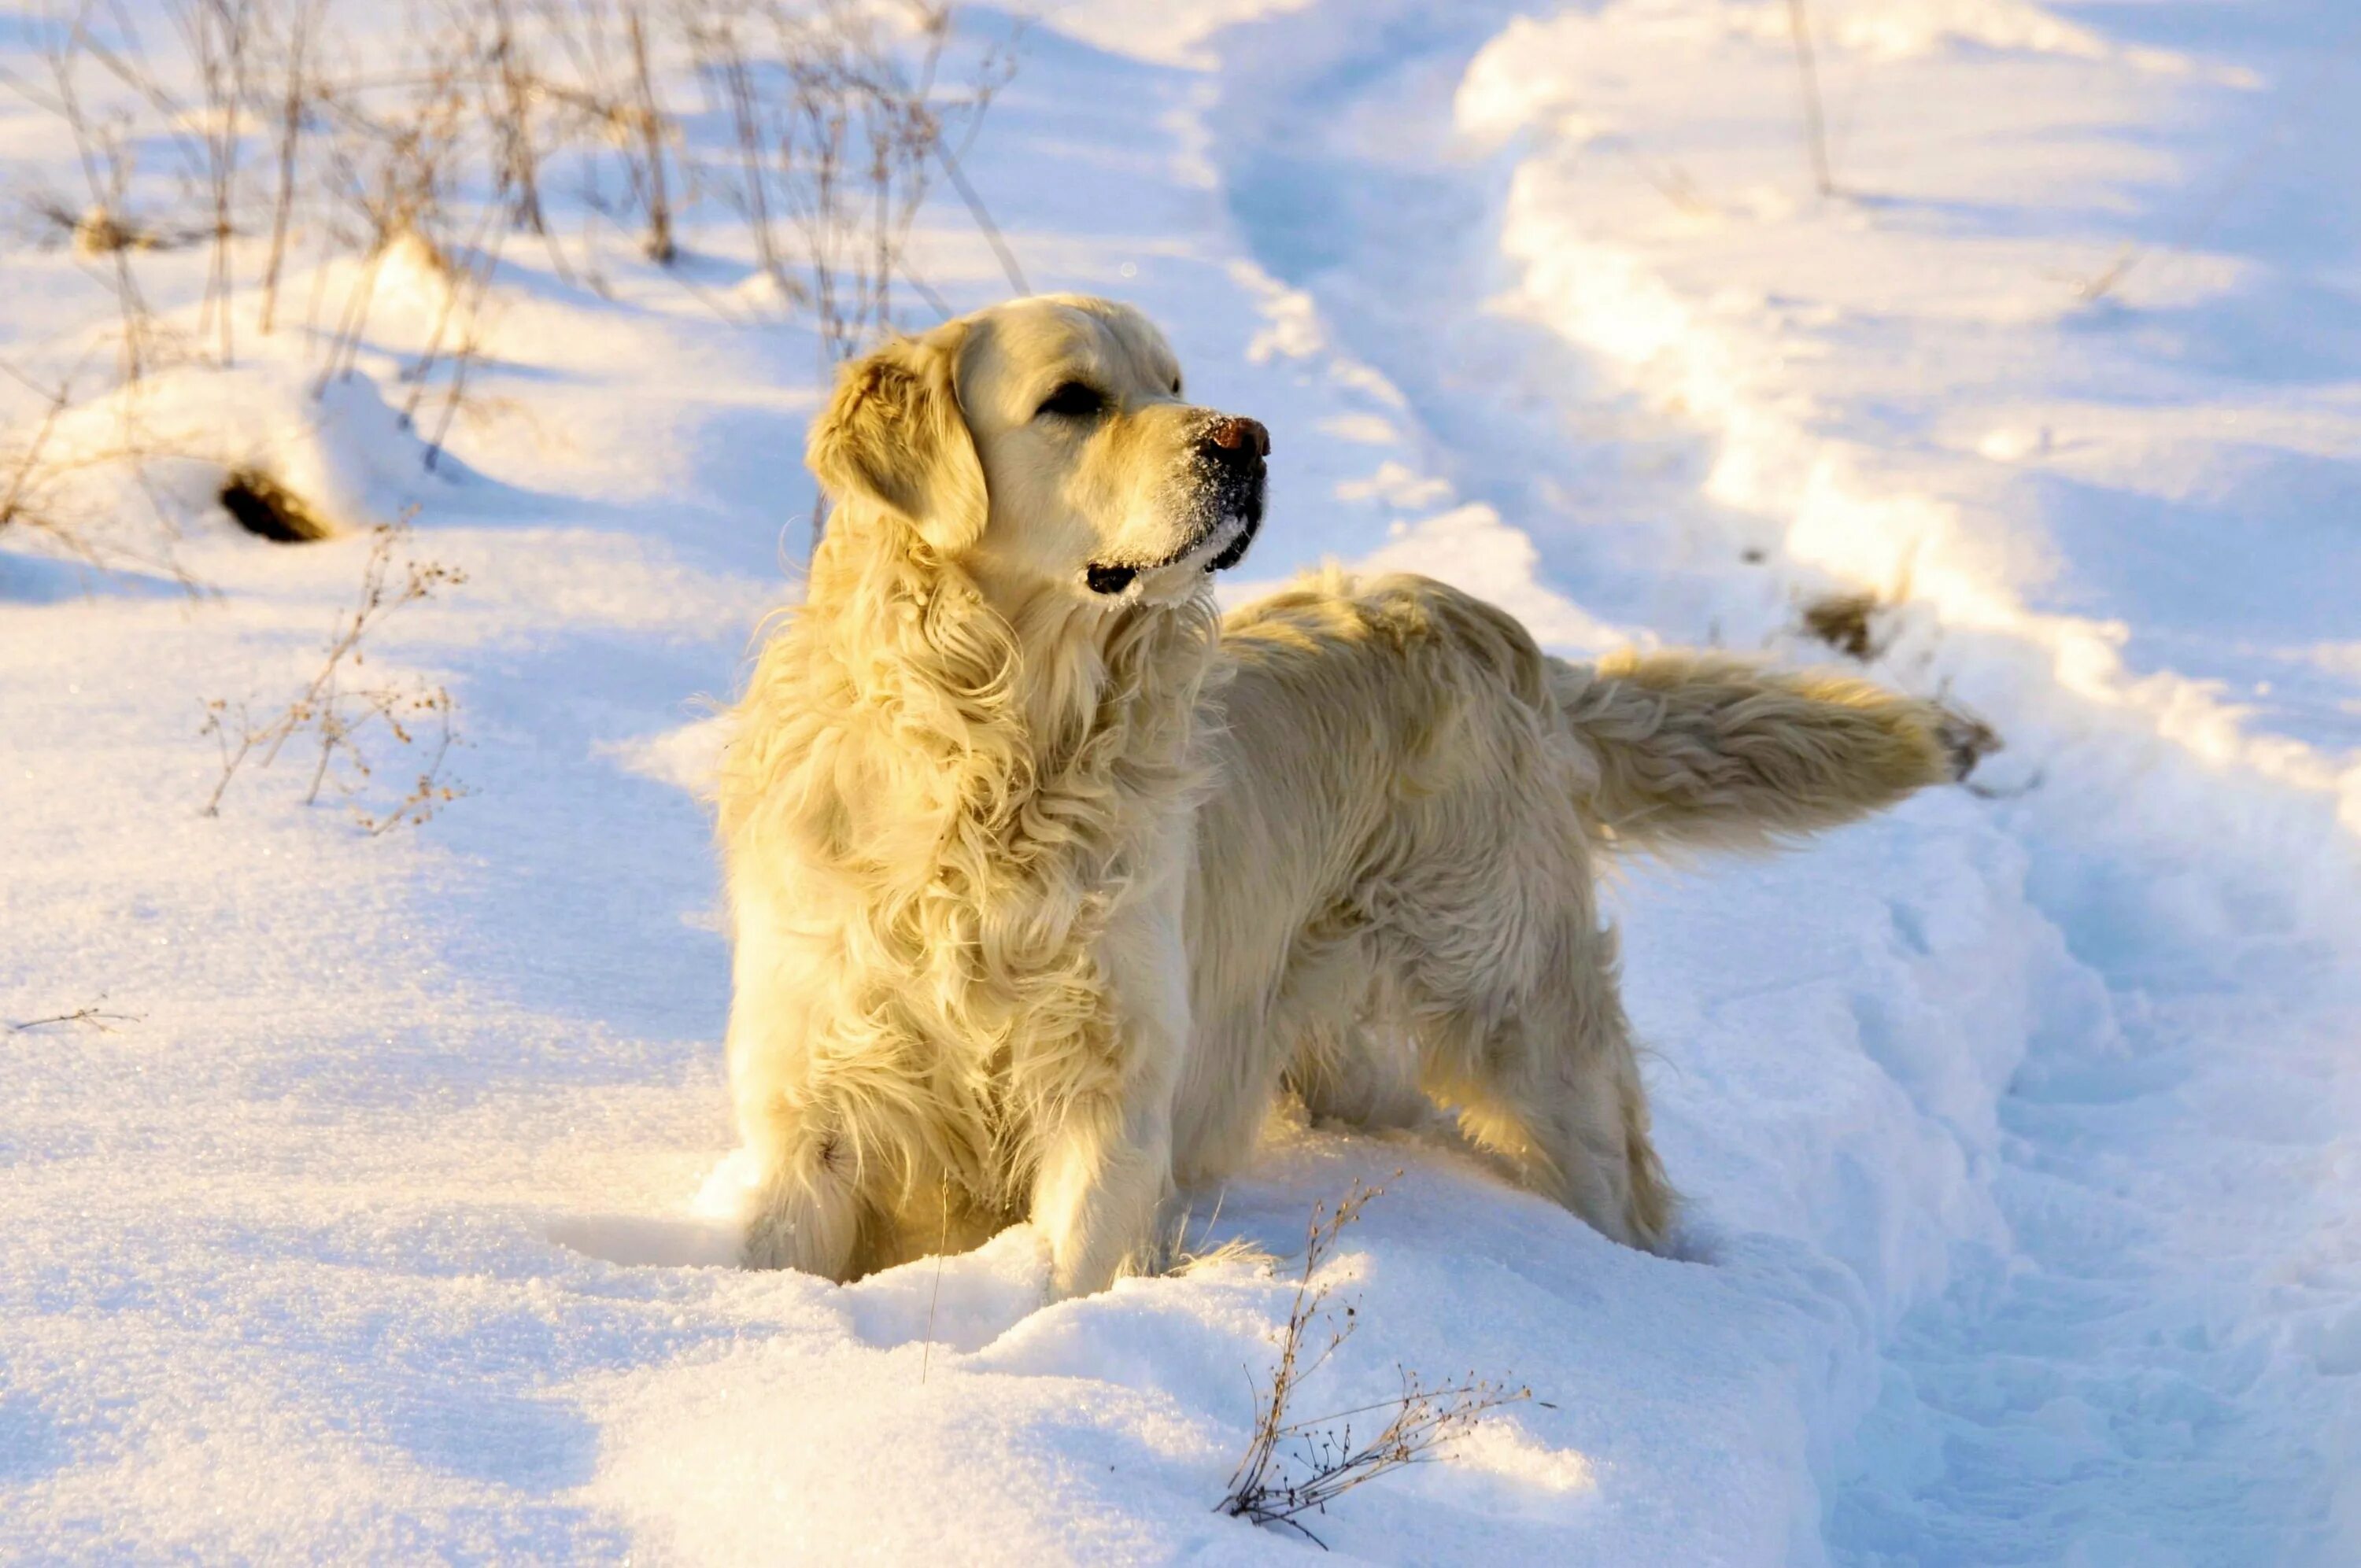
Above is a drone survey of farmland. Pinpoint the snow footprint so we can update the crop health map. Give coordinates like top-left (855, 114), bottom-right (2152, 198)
top-left (838, 1227), bottom-right (1055, 1356)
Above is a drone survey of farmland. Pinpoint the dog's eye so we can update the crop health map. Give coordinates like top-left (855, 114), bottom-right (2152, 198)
top-left (1036, 382), bottom-right (1106, 420)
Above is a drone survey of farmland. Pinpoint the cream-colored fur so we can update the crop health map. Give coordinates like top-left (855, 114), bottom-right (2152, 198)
top-left (719, 295), bottom-right (1973, 1297)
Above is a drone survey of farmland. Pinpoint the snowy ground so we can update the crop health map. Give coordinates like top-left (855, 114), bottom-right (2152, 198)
top-left (5, 0), bottom-right (2359, 1562)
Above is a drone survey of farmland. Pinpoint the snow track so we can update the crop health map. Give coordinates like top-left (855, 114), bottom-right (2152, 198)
top-left (1186, 0), bottom-right (2361, 1559)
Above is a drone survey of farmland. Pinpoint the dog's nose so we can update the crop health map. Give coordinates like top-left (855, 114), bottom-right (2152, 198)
top-left (1202, 415), bottom-right (1270, 465)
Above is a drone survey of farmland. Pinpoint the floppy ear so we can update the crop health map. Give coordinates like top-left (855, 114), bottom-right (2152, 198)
top-left (806, 323), bottom-right (986, 553)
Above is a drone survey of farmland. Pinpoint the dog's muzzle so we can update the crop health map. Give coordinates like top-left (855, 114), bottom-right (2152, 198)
top-left (1084, 415), bottom-right (1270, 596)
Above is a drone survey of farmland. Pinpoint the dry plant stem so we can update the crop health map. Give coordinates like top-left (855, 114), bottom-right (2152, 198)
top-left (490, 1), bottom-right (578, 283)
top-left (170, 0), bottom-right (257, 367)
top-left (0, 378), bottom-right (72, 532)
top-left (623, 5), bottom-right (674, 263)
top-left (1785, 0), bottom-right (1835, 197)
top-left (920, 1173), bottom-right (950, 1385)
top-left (0, 351), bottom-right (185, 577)
top-left (423, 223), bottom-right (509, 470)
top-left (933, 138), bottom-right (1023, 294)
top-left (6, 1000), bottom-right (142, 1034)
top-left (400, 197), bottom-right (504, 428)
top-left (486, 0), bottom-right (541, 233)
top-left (358, 686), bottom-right (461, 832)
top-left (1218, 1181), bottom-right (1533, 1548)
top-left (202, 521), bottom-right (467, 829)
top-left (697, 28), bottom-right (800, 307)
top-left (315, 234), bottom-right (388, 394)
top-left (43, 30), bottom-right (160, 386)
top-left (257, 0), bottom-right (320, 333)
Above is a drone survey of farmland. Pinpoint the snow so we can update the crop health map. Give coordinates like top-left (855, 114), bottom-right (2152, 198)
top-left (5, 0), bottom-right (2359, 1562)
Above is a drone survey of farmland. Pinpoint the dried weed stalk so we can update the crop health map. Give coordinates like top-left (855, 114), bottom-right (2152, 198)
top-left (684, 0), bottom-right (1022, 367)
top-left (1219, 1181), bottom-right (1533, 1548)
top-left (0, 355), bottom-right (197, 583)
top-left (201, 518), bottom-right (467, 832)
top-left (0, 366), bottom-right (80, 555)
top-left (1783, 0), bottom-right (1835, 197)
top-left (6, 998), bottom-right (144, 1034)
top-left (9, 0), bottom-right (1016, 397)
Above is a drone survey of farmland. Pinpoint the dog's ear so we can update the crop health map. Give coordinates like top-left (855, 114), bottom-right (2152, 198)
top-left (807, 324), bottom-right (985, 553)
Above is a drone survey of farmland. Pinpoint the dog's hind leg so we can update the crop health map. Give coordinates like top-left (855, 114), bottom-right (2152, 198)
top-left (1417, 919), bottom-right (1676, 1253)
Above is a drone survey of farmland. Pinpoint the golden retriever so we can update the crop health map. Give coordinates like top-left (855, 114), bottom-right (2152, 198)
top-left (718, 295), bottom-right (1982, 1297)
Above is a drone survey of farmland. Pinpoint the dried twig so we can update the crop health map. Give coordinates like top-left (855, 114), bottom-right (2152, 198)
top-left (201, 518), bottom-right (468, 829)
top-left (0, 371), bottom-right (75, 537)
top-left (621, 2), bottom-right (675, 263)
top-left (6, 999), bottom-right (143, 1034)
top-left (174, 0), bottom-right (258, 367)
top-left (1783, 0), bottom-right (1835, 197)
top-left (257, 0), bottom-right (323, 333)
top-left (1218, 1181), bottom-right (1533, 1548)
top-left (0, 352), bottom-right (190, 578)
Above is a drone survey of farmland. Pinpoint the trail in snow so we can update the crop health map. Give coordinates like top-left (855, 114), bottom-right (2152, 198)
top-left (1186, 0), bottom-right (2361, 1559)
top-left (3, 0), bottom-right (2357, 1561)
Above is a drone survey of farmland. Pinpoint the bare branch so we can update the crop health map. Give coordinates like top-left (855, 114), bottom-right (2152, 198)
top-left (1217, 1180), bottom-right (1535, 1545)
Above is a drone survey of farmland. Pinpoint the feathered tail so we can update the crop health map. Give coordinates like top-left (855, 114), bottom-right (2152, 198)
top-left (1549, 650), bottom-right (1993, 853)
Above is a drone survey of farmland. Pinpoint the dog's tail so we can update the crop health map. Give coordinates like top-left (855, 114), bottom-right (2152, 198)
top-left (1548, 650), bottom-right (1992, 854)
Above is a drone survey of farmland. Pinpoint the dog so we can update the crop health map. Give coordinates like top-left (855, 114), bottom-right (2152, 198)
top-left (717, 294), bottom-right (1984, 1297)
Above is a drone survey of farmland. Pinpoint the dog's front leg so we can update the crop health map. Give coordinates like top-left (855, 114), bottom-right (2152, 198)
top-left (1031, 1075), bottom-right (1178, 1299)
top-left (1030, 887), bottom-right (1190, 1300)
top-left (726, 890), bottom-right (865, 1279)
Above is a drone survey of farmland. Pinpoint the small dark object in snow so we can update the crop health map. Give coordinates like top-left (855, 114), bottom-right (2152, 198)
top-left (1741, 547), bottom-right (1766, 563)
top-left (220, 468), bottom-right (332, 543)
top-left (1801, 590), bottom-right (1883, 661)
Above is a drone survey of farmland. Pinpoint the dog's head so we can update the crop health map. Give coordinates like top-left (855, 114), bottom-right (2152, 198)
top-left (807, 295), bottom-right (1265, 603)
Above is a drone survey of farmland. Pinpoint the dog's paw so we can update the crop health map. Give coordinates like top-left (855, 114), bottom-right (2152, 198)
top-left (739, 1211), bottom-right (799, 1272)
top-left (1933, 706), bottom-right (2003, 783)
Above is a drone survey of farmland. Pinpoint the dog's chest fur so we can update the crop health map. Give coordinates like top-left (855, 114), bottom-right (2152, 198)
top-left (721, 564), bottom-right (1217, 1211)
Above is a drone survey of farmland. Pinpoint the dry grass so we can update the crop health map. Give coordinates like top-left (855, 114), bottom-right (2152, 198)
top-left (1799, 588), bottom-right (1886, 661)
top-left (1219, 1181), bottom-right (1533, 1548)
top-left (2, 0), bottom-right (1022, 574)
top-left (2, 2), bottom-right (1020, 822)
top-left (201, 518), bottom-right (468, 832)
